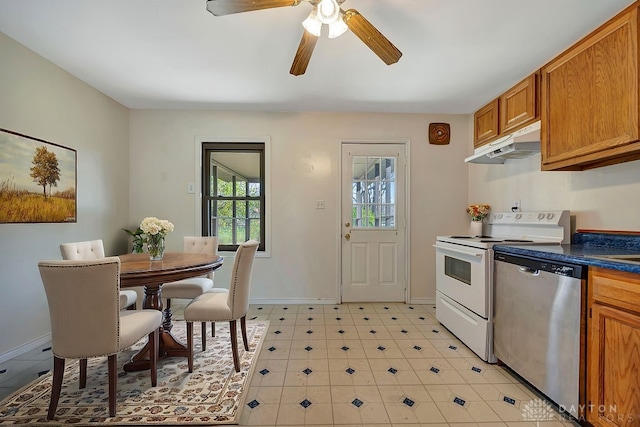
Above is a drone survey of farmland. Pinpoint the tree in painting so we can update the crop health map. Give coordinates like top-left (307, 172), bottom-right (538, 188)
top-left (29, 146), bottom-right (60, 199)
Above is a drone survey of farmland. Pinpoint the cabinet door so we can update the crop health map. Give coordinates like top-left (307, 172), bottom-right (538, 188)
top-left (500, 73), bottom-right (538, 135)
top-left (587, 303), bottom-right (640, 427)
top-left (541, 5), bottom-right (640, 171)
top-left (474, 99), bottom-right (499, 148)
top-left (587, 267), bottom-right (640, 427)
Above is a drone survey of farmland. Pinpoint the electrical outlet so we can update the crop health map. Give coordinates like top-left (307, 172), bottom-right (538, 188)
top-left (512, 200), bottom-right (521, 212)
top-left (315, 200), bottom-right (325, 209)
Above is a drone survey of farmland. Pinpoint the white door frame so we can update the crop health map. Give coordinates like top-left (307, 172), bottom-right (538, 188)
top-left (337, 139), bottom-right (411, 303)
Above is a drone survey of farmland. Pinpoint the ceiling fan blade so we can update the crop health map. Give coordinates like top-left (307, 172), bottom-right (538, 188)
top-left (290, 31), bottom-right (318, 76)
top-left (343, 9), bottom-right (402, 65)
top-left (206, 0), bottom-right (302, 16)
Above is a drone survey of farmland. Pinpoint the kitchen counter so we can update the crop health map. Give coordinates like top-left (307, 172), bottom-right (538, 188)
top-left (493, 231), bottom-right (640, 274)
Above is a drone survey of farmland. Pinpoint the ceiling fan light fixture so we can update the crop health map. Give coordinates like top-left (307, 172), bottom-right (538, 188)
top-left (328, 14), bottom-right (348, 39)
top-left (302, 9), bottom-right (322, 37)
top-left (317, 0), bottom-right (339, 24)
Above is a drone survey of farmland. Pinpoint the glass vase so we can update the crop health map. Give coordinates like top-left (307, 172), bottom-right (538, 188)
top-left (147, 234), bottom-right (165, 261)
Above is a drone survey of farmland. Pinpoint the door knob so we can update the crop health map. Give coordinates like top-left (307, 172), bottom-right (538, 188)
top-left (344, 233), bottom-right (351, 241)
top-left (345, 222), bottom-right (351, 228)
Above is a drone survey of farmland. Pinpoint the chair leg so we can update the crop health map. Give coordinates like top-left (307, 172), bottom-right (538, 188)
top-left (229, 320), bottom-right (240, 372)
top-left (201, 322), bottom-right (207, 351)
top-left (240, 315), bottom-right (249, 351)
top-left (149, 328), bottom-right (158, 387)
top-left (108, 354), bottom-right (117, 417)
top-left (187, 322), bottom-right (194, 373)
top-left (47, 356), bottom-right (65, 420)
top-left (79, 358), bottom-right (87, 388)
top-left (211, 321), bottom-right (215, 337)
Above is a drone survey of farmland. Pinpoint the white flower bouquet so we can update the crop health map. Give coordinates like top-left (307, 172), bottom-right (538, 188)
top-left (140, 217), bottom-right (174, 260)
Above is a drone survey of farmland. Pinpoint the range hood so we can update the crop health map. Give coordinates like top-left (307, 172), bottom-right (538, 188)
top-left (465, 120), bottom-right (541, 164)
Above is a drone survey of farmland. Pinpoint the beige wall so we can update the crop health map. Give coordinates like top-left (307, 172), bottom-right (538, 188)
top-left (468, 151), bottom-right (640, 231)
top-left (0, 33), bottom-right (130, 358)
top-left (129, 110), bottom-right (470, 304)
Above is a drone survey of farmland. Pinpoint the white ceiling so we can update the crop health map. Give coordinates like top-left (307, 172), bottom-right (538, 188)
top-left (0, 0), bottom-right (633, 114)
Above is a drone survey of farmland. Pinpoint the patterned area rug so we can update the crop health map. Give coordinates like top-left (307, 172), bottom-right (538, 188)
top-left (0, 321), bottom-right (268, 425)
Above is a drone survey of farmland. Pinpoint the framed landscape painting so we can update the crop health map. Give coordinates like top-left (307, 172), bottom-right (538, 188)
top-left (0, 128), bottom-right (77, 223)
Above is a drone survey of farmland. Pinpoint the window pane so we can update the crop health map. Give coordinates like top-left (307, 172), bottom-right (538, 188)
top-left (235, 180), bottom-right (247, 196)
top-left (249, 219), bottom-right (261, 241)
top-left (236, 200), bottom-right (246, 218)
top-left (203, 143), bottom-right (265, 251)
top-left (248, 200), bottom-right (260, 218)
top-left (351, 155), bottom-right (396, 229)
top-left (234, 218), bottom-right (247, 243)
top-left (217, 200), bottom-right (232, 219)
top-left (216, 218), bottom-right (233, 245)
top-left (248, 182), bottom-right (260, 197)
top-left (217, 177), bottom-right (233, 197)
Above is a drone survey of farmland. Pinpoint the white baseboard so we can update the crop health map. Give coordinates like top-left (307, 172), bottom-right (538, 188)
top-left (249, 298), bottom-right (437, 306)
top-left (0, 333), bottom-right (52, 365)
top-left (249, 298), bottom-right (338, 305)
top-left (408, 298), bottom-right (436, 306)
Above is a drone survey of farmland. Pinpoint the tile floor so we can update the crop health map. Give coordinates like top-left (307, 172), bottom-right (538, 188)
top-left (232, 303), bottom-right (577, 427)
top-left (1, 302), bottom-right (579, 427)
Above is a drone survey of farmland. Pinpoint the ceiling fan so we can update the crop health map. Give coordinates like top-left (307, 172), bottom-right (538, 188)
top-left (205, 0), bottom-right (402, 76)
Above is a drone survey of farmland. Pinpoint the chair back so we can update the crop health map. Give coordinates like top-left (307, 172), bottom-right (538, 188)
top-left (183, 236), bottom-right (218, 255)
top-left (227, 240), bottom-right (259, 319)
top-left (60, 239), bottom-right (105, 260)
top-left (184, 236), bottom-right (218, 279)
top-left (38, 258), bottom-right (121, 358)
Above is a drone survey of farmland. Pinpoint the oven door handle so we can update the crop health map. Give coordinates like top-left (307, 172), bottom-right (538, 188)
top-left (433, 244), bottom-right (483, 257)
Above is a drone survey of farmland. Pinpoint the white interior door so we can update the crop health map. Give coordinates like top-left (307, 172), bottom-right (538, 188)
top-left (341, 143), bottom-right (407, 302)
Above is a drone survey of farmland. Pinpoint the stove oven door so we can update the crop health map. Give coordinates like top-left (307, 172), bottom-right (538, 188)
top-left (434, 241), bottom-right (490, 318)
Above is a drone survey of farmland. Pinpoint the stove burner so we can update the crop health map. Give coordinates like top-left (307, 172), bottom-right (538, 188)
top-left (480, 240), bottom-right (502, 243)
top-left (450, 235), bottom-right (493, 239)
top-left (503, 239), bottom-right (534, 242)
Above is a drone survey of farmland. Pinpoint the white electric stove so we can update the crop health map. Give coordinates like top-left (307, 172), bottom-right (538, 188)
top-left (434, 210), bottom-right (570, 362)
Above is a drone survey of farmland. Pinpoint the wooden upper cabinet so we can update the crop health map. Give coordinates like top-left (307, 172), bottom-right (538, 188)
top-left (541, 3), bottom-right (640, 170)
top-left (474, 99), bottom-right (499, 148)
top-left (473, 73), bottom-right (539, 149)
top-left (500, 73), bottom-right (538, 135)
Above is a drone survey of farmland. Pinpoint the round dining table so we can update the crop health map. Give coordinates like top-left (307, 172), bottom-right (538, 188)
top-left (118, 252), bottom-right (224, 372)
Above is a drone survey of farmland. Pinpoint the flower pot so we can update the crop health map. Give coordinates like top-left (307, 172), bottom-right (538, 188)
top-left (470, 220), bottom-right (483, 237)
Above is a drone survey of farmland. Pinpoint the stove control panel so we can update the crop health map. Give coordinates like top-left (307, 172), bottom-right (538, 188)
top-left (488, 211), bottom-right (568, 225)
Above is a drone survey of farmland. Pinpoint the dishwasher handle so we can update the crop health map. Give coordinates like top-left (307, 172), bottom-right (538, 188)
top-left (518, 266), bottom-right (540, 276)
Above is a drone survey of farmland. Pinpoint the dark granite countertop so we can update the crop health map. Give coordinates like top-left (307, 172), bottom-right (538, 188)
top-left (494, 231), bottom-right (640, 274)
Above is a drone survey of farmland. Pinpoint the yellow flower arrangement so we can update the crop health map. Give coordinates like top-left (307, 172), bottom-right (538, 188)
top-left (466, 204), bottom-right (491, 222)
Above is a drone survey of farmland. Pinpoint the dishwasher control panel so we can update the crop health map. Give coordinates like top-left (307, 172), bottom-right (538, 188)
top-left (495, 253), bottom-right (585, 279)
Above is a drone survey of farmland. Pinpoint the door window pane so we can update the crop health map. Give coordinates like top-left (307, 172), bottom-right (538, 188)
top-left (351, 155), bottom-right (396, 228)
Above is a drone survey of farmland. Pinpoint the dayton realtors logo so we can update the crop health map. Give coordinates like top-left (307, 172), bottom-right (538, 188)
top-left (521, 399), bottom-right (556, 426)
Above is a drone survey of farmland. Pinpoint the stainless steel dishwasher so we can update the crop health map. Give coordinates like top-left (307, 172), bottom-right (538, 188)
top-left (493, 252), bottom-right (587, 419)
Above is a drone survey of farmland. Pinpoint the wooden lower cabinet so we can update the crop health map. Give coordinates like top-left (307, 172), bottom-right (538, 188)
top-left (587, 267), bottom-right (640, 427)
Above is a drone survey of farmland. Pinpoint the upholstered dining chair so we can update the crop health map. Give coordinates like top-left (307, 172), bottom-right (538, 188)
top-left (184, 240), bottom-right (259, 372)
top-left (60, 239), bottom-right (138, 310)
top-left (161, 236), bottom-right (220, 334)
top-left (38, 257), bottom-right (162, 419)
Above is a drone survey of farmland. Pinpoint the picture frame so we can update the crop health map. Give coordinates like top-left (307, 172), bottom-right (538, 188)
top-left (0, 128), bottom-right (77, 223)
